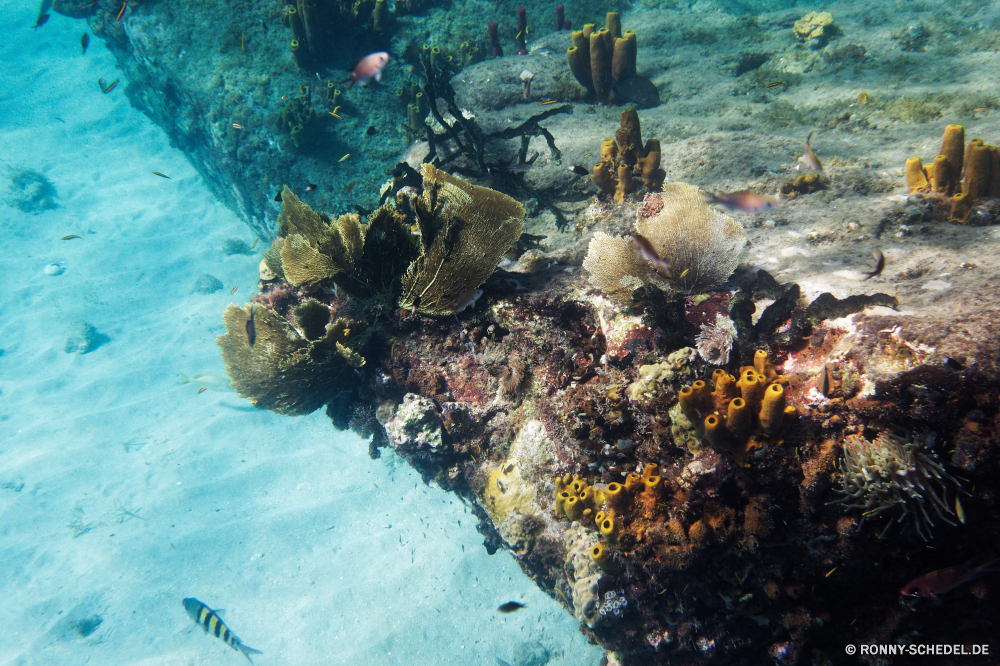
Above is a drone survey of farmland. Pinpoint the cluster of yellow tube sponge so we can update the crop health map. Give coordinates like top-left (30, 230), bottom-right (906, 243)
top-left (905, 124), bottom-right (1000, 223)
top-left (567, 12), bottom-right (637, 105)
top-left (591, 109), bottom-right (666, 201)
top-left (679, 350), bottom-right (797, 466)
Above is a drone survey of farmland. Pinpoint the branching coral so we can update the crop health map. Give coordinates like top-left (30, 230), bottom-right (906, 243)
top-left (217, 301), bottom-right (366, 415)
top-left (398, 165), bottom-right (525, 316)
top-left (830, 431), bottom-right (966, 541)
top-left (582, 183), bottom-right (746, 303)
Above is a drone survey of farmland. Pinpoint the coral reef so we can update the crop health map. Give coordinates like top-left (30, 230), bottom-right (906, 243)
top-left (567, 12), bottom-right (637, 105)
top-left (583, 183), bottom-right (746, 301)
top-left (590, 109), bottom-right (665, 200)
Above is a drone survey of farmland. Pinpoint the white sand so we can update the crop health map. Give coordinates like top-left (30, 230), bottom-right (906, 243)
top-left (0, 9), bottom-right (600, 665)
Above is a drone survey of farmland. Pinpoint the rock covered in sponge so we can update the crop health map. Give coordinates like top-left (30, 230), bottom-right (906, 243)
top-left (384, 393), bottom-right (444, 452)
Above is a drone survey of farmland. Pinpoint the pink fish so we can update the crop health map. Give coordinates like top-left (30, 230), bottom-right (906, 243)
top-left (343, 52), bottom-right (389, 89)
top-left (705, 190), bottom-right (777, 212)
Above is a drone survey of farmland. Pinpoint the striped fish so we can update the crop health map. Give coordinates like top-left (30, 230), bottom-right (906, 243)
top-left (183, 598), bottom-right (262, 663)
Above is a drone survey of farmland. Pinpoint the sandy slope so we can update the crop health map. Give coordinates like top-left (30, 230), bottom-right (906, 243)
top-left (0, 7), bottom-right (600, 665)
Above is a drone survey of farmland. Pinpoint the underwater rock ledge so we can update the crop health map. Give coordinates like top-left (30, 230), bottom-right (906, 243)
top-left (220, 172), bottom-right (1000, 662)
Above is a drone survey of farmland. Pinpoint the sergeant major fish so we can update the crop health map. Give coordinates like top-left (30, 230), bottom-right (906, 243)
top-left (183, 597), bottom-right (262, 663)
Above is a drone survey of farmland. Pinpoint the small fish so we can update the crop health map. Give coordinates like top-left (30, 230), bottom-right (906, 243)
top-left (538, 100), bottom-right (558, 105)
top-left (900, 558), bottom-right (999, 600)
top-left (366, 125), bottom-right (377, 135)
top-left (33, 13), bottom-right (50, 28)
top-left (452, 288), bottom-right (484, 314)
top-left (583, 152), bottom-right (591, 158)
top-left (825, 567), bottom-right (837, 577)
top-left (152, 171), bottom-right (170, 179)
top-left (955, 497), bottom-right (965, 524)
top-left (246, 306), bottom-right (256, 347)
top-left (346, 179), bottom-right (357, 192)
top-left (251, 238), bottom-right (259, 249)
top-left (329, 111), bottom-right (343, 120)
top-left (274, 191), bottom-right (283, 202)
top-left (568, 165), bottom-right (589, 176)
top-left (230, 286), bottom-right (238, 294)
top-left (497, 659), bottom-right (514, 666)
top-left (802, 130), bottom-right (823, 173)
top-left (98, 78), bottom-right (119, 94)
top-left (339, 154), bottom-right (350, 162)
top-left (765, 81), bottom-right (783, 88)
top-left (178, 373), bottom-right (232, 391)
top-left (115, 0), bottom-right (126, 22)
top-left (857, 91), bottom-right (868, 105)
top-left (679, 268), bottom-right (691, 279)
top-left (183, 598), bottom-right (262, 664)
top-left (81, 33), bottom-right (89, 55)
top-left (634, 233), bottom-right (672, 278)
top-left (304, 183), bottom-right (318, 192)
top-left (973, 106), bottom-right (993, 113)
top-left (197, 386), bottom-right (208, 394)
top-left (241, 32), bottom-right (244, 50)
top-left (341, 51), bottom-right (389, 89)
top-left (232, 123), bottom-right (243, 129)
top-left (862, 250), bottom-right (884, 280)
top-left (497, 601), bottom-right (525, 613)
top-left (705, 190), bottom-right (777, 212)
top-left (61, 234), bottom-right (82, 240)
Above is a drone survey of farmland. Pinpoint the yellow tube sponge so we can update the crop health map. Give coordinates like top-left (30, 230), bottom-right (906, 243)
top-left (905, 157), bottom-right (929, 192)
top-left (564, 495), bottom-right (585, 521)
top-left (738, 369), bottom-right (766, 406)
top-left (599, 515), bottom-right (617, 541)
top-left (726, 397), bottom-right (752, 443)
top-left (759, 382), bottom-right (786, 435)
top-left (623, 472), bottom-right (643, 493)
top-left (591, 543), bottom-right (616, 570)
top-left (604, 482), bottom-right (629, 513)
